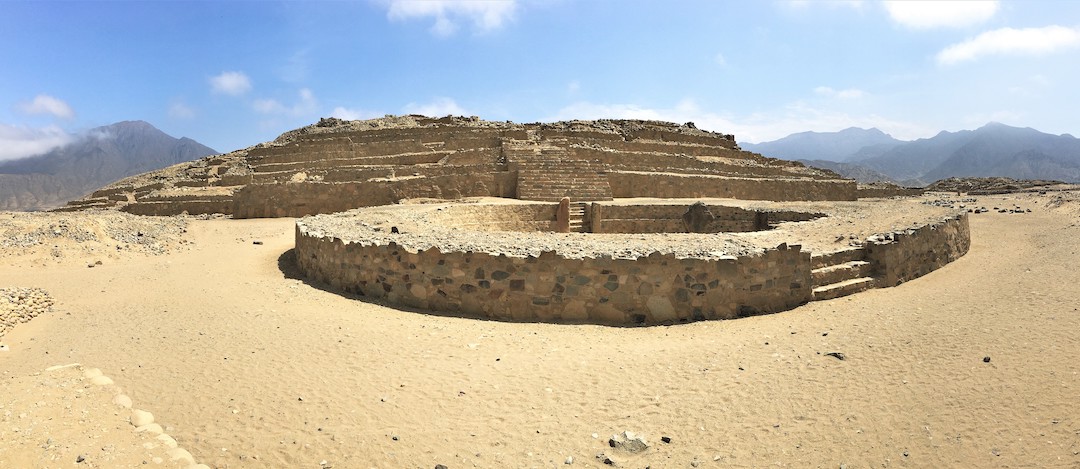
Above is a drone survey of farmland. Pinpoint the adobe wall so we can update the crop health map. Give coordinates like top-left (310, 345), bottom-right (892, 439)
top-left (295, 227), bottom-right (811, 325)
top-left (588, 203), bottom-right (824, 234)
top-left (231, 173), bottom-right (516, 218)
top-left (608, 172), bottom-right (858, 201)
top-left (433, 204), bottom-right (559, 232)
top-left (864, 214), bottom-right (970, 287)
top-left (857, 187), bottom-right (925, 198)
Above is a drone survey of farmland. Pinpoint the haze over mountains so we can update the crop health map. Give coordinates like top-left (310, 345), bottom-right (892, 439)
top-left (742, 123), bottom-right (1080, 186)
top-left (0, 121), bottom-right (217, 211)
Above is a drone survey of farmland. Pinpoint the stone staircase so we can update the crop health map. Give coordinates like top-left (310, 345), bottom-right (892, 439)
top-left (512, 146), bottom-right (614, 202)
top-left (810, 248), bottom-right (875, 301)
top-left (568, 201), bottom-right (587, 233)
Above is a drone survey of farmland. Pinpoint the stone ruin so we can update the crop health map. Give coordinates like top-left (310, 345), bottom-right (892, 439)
top-left (60, 115), bottom-right (969, 325)
top-left (61, 115), bottom-right (857, 217)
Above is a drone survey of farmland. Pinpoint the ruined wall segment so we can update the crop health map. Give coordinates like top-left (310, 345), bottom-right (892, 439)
top-left (864, 214), bottom-right (970, 286)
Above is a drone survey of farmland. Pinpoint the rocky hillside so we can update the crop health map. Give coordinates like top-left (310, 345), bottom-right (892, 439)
top-left (0, 121), bottom-right (217, 211)
top-left (750, 123), bottom-right (1080, 185)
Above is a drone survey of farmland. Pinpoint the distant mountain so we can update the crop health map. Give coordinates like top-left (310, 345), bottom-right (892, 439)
top-left (751, 123), bottom-right (1080, 185)
top-left (742, 127), bottom-right (903, 162)
top-left (0, 121), bottom-right (217, 210)
top-left (796, 159), bottom-right (898, 184)
top-left (919, 123), bottom-right (1080, 183)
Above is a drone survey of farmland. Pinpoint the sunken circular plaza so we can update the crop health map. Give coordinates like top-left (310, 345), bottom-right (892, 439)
top-left (295, 197), bottom-right (970, 325)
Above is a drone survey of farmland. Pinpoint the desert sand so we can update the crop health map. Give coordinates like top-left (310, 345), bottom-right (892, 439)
top-left (2, 191), bottom-right (1079, 468)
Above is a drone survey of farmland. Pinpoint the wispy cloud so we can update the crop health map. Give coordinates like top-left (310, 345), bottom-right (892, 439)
top-left (168, 100), bottom-right (196, 119)
top-left (0, 124), bottom-right (75, 161)
top-left (17, 94), bottom-right (74, 119)
top-left (714, 52), bottom-right (728, 67)
top-left (403, 97), bottom-right (468, 117)
top-left (253, 88), bottom-right (318, 116)
top-left (883, 0), bottom-right (998, 29)
top-left (937, 25), bottom-right (1080, 65)
top-left (209, 71), bottom-right (252, 96)
top-left (330, 106), bottom-right (381, 120)
top-left (814, 86), bottom-right (866, 99)
top-left (382, 0), bottom-right (517, 37)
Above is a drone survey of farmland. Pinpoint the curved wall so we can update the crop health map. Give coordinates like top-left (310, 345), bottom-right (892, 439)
top-left (295, 205), bottom-right (970, 325)
top-left (295, 227), bottom-right (810, 324)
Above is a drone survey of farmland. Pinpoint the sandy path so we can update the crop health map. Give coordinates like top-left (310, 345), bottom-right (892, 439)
top-left (2, 193), bottom-right (1079, 468)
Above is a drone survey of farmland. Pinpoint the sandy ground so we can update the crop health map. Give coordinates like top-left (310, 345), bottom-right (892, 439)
top-left (1, 192), bottom-right (1079, 468)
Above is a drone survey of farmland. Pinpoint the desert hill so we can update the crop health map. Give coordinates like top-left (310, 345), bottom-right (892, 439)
top-left (0, 121), bottom-right (217, 211)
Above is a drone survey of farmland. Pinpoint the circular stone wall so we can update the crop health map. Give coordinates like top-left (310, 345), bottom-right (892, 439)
top-left (295, 198), bottom-right (970, 325)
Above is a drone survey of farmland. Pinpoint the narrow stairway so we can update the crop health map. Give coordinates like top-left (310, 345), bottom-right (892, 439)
top-left (568, 201), bottom-right (587, 233)
top-left (810, 248), bottom-right (875, 301)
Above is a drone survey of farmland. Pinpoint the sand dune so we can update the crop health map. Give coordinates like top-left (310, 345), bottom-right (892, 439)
top-left (2, 191), bottom-right (1079, 468)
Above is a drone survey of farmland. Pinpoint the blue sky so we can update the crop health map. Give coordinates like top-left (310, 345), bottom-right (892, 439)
top-left (2, 0), bottom-right (1079, 160)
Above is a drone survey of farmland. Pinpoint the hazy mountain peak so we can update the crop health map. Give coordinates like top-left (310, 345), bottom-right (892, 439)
top-left (742, 127), bottom-right (903, 162)
top-left (0, 121), bottom-right (216, 211)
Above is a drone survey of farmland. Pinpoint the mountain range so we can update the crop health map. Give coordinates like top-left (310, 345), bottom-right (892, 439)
top-left (0, 121), bottom-right (217, 211)
top-left (742, 123), bottom-right (1080, 186)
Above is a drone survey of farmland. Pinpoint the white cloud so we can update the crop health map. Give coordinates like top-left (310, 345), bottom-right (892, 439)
top-left (254, 88), bottom-right (318, 116)
top-left (0, 124), bottom-right (75, 161)
top-left (551, 99), bottom-right (931, 144)
top-left (209, 71), bottom-right (252, 96)
top-left (566, 80), bottom-right (581, 93)
top-left (937, 25), bottom-right (1080, 65)
top-left (383, 0), bottom-right (516, 37)
top-left (168, 101), bottom-right (196, 119)
top-left (883, 0), bottom-right (998, 29)
top-left (17, 94), bottom-right (74, 119)
top-left (403, 97), bottom-right (468, 117)
top-left (714, 52), bottom-right (728, 67)
top-left (330, 106), bottom-right (381, 120)
top-left (814, 86), bottom-right (866, 99)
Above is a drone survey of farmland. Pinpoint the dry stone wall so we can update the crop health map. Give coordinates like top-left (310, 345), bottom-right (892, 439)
top-left (589, 203), bottom-right (824, 234)
top-left (295, 227), bottom-right (811, 324)
top-left (294, 203), bottom-right (971, 325)
top-left (864, 214), bottom-right (970, 286)
top-left (232, 173), bottom-right (516, 218)
top-left (608, 172), bottom-right (857, 201)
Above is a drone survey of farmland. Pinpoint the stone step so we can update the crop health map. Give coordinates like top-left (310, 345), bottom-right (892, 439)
top-left (810, 248), bottom-right (867, 270)
top-left (811, 277), bottom-right (875, 301)
top-left (811, 261), bottom-right (872, 287)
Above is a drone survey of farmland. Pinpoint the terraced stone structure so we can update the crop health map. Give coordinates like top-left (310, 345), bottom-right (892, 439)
top-left (62, 115), bottom-right (856, 216)
top-left (61, 115), bottom-right (970, 325)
